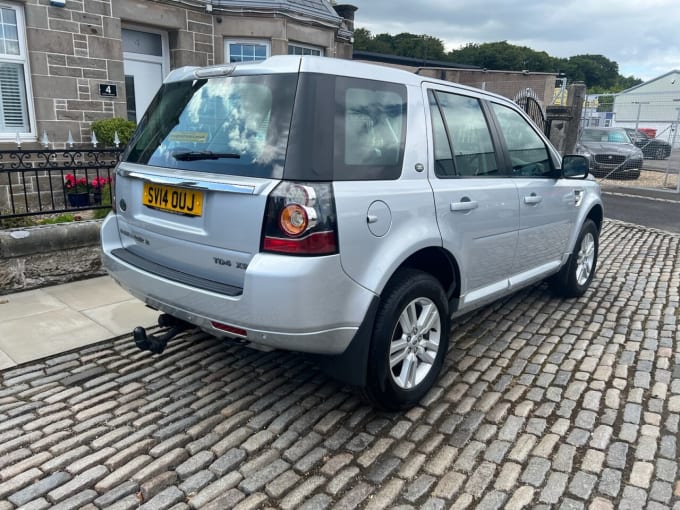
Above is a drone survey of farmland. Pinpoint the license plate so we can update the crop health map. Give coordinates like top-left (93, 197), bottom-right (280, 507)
top-left (143, 182), bottom-right (203, 217)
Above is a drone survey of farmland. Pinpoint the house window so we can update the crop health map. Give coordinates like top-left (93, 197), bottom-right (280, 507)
top-left (0, 3), bottom-right (32, 137)
top-left (288, 43), bottom-right (323, 56)
top-left (225, 40), bottom-right (269, 63)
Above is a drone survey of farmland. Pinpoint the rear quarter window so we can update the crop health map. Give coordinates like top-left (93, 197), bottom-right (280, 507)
top-left (284, 74), bottom-right (407, 181)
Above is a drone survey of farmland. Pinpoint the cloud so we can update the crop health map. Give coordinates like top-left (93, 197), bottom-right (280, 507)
top-left (351, 0), bottom-right (680, 81)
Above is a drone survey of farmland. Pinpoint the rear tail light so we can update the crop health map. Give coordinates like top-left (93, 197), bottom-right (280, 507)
top-left (262, 181), bottom-right (338, 255)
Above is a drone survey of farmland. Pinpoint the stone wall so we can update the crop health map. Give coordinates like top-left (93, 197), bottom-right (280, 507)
top-left (0, 220), bottom-right (104, 295)
top-left (25, 0), bottom-right (127, 147)
top-left (10, 0), bottom-right (352, 150)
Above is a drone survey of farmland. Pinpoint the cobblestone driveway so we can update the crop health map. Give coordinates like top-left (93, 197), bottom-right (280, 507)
top-left (0, 221), bottom-right (678, 510)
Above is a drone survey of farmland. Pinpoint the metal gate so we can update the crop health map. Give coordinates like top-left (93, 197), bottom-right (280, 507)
top-left (518, 96), bottom-right (550, 136)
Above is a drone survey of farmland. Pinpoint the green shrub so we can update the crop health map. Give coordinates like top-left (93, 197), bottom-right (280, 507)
top-left (0, 216), bottom-right (36, 229)
top-left (93, 183), bottom-right (112, 219)
top-left (91, 118), bottom-right (136, 147)
top-left (36, 214), bottom-right (74, 225)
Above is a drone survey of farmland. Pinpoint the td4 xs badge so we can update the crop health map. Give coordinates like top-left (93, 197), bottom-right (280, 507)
top-left (213, 257), bottom-right (248, 270)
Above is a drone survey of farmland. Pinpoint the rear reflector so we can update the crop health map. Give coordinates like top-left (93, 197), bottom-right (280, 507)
top-left (210, 321), bottom-right (247, 338)
top-left (263, 231), bottom-right (337, 255)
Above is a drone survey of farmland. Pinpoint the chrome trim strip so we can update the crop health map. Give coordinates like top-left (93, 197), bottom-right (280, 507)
top-left (117, 168), bottom-right (256, 195)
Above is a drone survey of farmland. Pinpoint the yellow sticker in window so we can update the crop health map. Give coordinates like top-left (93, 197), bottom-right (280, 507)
top-left (168, 131), bottom-right (209, 143)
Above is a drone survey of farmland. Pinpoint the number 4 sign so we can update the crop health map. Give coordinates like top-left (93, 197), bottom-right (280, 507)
top-left (99, 84), bottom-right (118, 97)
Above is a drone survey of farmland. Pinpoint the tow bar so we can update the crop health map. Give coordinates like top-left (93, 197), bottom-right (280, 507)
top-left (133, 314), bottom-right (191, 354)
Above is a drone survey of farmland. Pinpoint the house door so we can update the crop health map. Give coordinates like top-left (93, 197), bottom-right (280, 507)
top-left (122, 27), bottom-right (169, 123)
top-left (123, 59), bottom-right (163, 122)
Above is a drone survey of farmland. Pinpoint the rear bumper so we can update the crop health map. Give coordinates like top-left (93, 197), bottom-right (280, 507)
top-left (101, 214), bottom-right (376, 355)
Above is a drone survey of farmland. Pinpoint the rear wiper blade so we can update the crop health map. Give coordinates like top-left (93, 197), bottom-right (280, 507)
top-left (172, 151), bottom-right (241, 161)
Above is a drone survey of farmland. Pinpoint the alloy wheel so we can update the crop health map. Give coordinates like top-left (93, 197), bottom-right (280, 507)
top-left (389, 297), bottom-right (441, 389)
top-left (576, 232), bottom-right (595, 286)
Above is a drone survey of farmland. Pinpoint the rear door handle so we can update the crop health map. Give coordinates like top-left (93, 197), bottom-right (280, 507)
top-left (523, 194), bottom-right (542, 205)
top-left (450, 200), bottom-right (478, 212)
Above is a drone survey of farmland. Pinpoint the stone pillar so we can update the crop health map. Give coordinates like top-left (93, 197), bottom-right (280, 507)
top-left (563, 82), bottom-right (587, 155)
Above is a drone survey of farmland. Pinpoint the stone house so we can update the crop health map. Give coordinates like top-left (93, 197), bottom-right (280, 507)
top-left (1, 0), bottom-right (355, 149)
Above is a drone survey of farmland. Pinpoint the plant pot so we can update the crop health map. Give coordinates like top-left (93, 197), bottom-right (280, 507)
top-left (93, 191), bottom-right (102, 205)
top-left (67, 192), bottom-right (90, 207)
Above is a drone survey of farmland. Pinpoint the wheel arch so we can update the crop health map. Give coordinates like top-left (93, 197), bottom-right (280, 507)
top-left (586, 204), bottom-right (604, 232)
top-left (398, 246), bottom-right (461, 309)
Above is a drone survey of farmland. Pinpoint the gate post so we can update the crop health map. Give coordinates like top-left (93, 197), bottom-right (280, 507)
top-left (563, 83), bottom-right (587, 154)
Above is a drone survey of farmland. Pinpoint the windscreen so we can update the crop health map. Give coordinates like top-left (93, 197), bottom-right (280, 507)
top-left (581, 128), bottom-right (631, 144)
top-left (124, 73), bottom-right (298, 179)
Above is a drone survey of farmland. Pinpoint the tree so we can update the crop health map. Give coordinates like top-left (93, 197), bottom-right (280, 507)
top-left (352, 28), bottom-right (643, 91)
top-left (596, 95), bottom-right (614, 112)
top-left (448, 41), bottom-right (556, 72)
top-left (560, 54), bottom-right (619, 90)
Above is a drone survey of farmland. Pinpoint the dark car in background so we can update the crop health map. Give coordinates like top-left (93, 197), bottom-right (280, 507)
top-left (623, 128), bottom-right (672, 160)
top-left (576, 127), bottom-right (643, 179)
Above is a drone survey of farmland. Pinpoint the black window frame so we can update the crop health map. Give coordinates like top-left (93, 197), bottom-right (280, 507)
top-left (427, 88), bottom-right (505, 179)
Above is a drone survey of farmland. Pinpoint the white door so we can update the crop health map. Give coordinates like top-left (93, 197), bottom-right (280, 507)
top-left (122, 27), bottom-right (169, 122)
top-left (123, 59), bottom-right (163, 122)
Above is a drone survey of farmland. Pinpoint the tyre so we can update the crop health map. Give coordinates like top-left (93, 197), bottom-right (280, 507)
top-left (654, 147), bottom-right (665, 160)
top-left (549, 219), bottom-right (598, 298)
top-left (363, 269), bottom-right (450, 410)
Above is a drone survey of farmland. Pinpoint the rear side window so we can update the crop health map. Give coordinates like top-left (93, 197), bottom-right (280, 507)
top-left (285, 74), bottom-right (407, 181)
top-left (429, 90), bottom-right (499, 178)
top-left (124, 73), bottom-right (298, 179)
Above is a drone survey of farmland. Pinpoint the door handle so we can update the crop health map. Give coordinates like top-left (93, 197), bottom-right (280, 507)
top-left (450, 200), bottom-right (478, 212)
top-left (523, 194), bottom-right (542, 205)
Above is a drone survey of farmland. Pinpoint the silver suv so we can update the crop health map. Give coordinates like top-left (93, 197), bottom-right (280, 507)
top-left (101, 56), bottom-right (603, 410)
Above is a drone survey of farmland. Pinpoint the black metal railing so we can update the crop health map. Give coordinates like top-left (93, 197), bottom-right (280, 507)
top-left (0, 148), bottom-right (122, 219)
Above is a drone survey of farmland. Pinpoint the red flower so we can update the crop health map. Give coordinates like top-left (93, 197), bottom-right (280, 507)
top-left (91, 176), bottom-right (111, 189)
top-left (64, 173), bottom-right (90, 193)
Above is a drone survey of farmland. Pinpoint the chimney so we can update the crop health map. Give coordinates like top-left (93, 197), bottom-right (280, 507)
top-left (333, 4), bottom-right (358, 31)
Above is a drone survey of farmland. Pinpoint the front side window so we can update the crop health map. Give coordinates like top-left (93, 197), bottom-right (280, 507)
top-left (492, 103), bottom-right (554, 177)
top-left (124, 73), bottom-right (298, 179)
top-left (430, 90), bottom-right (499, 178)
top-left (0, 4), bottom-right (31, 136)
top-left (225, 40), bottom-right (269, 63)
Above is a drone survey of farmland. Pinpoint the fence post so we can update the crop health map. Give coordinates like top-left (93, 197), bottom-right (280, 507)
top-left (562, 82), bottom-right (587, 155)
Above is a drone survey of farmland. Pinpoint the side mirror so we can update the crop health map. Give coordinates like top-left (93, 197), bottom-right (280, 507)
top-left (562, 155), bottom-right (589, 179)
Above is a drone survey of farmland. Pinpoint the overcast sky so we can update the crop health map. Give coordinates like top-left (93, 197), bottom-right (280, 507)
top-left (350, 0), bottom-right (680, 82)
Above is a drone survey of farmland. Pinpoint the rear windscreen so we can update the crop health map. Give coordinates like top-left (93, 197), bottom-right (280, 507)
top-left (124, 73), bottom-right (298, 179)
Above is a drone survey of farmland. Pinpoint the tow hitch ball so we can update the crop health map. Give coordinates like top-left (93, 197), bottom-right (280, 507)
top-left (133, 314), bottom-right (190, 354)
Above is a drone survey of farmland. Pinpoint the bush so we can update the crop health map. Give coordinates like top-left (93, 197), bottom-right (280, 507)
top-left (91, 118), bottom-right (136, 147)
